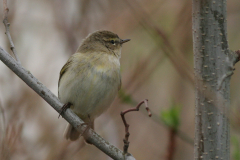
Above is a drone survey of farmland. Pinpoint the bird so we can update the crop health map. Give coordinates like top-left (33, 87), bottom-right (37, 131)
top-left (58, 30), bottom-right (130, 141)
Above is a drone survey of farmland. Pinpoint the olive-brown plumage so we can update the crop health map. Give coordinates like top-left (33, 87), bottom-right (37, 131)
top-left (58, 30), bottom-right (130, 141)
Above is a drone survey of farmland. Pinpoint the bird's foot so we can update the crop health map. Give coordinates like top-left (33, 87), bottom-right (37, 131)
top-left (81, 116), bottom-right (94, 144)
top-left (58, 102), bottom-right (72, 118)
top-left (81, 124), bottom-right (93, 144)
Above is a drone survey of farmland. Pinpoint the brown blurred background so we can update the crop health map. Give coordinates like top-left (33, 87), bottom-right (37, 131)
top-left (0, 0), bottom-right (240, 160)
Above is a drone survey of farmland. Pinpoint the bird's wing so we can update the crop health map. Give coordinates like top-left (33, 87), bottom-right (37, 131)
top-left (58, 58), bottom-right (73, 88)
top-left (118, 78), bottom-right (121, 91)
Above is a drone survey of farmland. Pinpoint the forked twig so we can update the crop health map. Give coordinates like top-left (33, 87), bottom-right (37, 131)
top-left (2, 0), bottom-right (21, 63)
top-left (120, 99), bottom-right (151, 154)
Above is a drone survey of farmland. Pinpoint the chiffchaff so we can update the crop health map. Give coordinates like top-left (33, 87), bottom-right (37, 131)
top-left (58, 30), bottom-right (130, 141)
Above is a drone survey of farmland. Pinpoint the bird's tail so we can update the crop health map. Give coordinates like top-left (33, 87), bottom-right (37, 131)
top-left (64, 124), bottom-right (80, 141)
top-left (64, 122), bottom-right (94, 142)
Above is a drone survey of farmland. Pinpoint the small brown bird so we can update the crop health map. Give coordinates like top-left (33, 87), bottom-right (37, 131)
top-left (58, 30), bottom-right (130, 141)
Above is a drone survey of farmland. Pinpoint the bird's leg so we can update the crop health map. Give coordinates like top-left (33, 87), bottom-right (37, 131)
top-left (81, 115), bottom-right (94, 144)
top-left (80, 115), bottom-right (93, 136)
top-left (58, 102), bottom-right (72, 118)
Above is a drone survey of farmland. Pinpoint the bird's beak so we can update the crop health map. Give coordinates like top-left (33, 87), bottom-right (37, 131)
top-left (120, 39), bottom-right (131, 44)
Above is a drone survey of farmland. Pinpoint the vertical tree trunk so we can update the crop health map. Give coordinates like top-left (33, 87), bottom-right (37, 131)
top-left (193, 0), bottom-right (238, 159)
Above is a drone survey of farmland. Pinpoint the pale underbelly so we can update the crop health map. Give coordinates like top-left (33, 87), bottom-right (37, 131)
top-left (59, 69), bottom-right (120, 121)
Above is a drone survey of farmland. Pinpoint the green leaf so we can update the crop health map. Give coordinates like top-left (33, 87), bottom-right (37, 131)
top-left (160, 101), bottom-right (181, 130)
top-left (231, 136), bottom-right (240, 160)
top-left (118, 89), bottom-right (134, 104)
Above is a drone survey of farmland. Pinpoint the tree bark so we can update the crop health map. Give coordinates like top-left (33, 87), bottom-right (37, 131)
top-left (193, 0), bottom-right (238, 159)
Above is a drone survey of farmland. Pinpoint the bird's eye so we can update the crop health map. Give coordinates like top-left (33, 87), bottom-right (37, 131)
top-left (110, 40), bottom-right (115, 45)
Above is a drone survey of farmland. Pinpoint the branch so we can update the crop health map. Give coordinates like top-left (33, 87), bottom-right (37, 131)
top-left (122, 0), bottom-right (194, 85)
top-left (166, 128), bottom-right (177, 160)
top-left (0, 95), bottom-right (6, 144)
top-left (120, 99), bottom-right (151, 154)
top-left (2, 0), bottom-right (21, 63)
top-left (217, 49), bottom-right (239, 90)
top-left (0, 47), bottom-right (135, 160)
top-left (235, 49), bottom-right (240, 64)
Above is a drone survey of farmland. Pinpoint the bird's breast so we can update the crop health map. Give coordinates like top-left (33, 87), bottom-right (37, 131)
top-left (59, 53), bottom-right (121, 121)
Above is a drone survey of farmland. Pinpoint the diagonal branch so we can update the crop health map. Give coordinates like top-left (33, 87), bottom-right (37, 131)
top-left (2, 0), bottom-right (21, 63)
top-left (0, 47), bottom-right (135, 160)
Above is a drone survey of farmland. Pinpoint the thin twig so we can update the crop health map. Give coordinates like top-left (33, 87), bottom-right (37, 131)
top-left (2, 0), bottom-right (21, 63)
top-left (166, 128), bottom-right (177, 160)
top-left (0, 95), bottom-right (6, 147)
top-left (120, 99), bottom-right (151, 154)
top-left (122, 0), bottom-right (194, 85)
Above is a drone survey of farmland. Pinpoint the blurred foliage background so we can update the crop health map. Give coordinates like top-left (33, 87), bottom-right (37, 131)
top-left (0, 0), bottom-right (240, 160)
